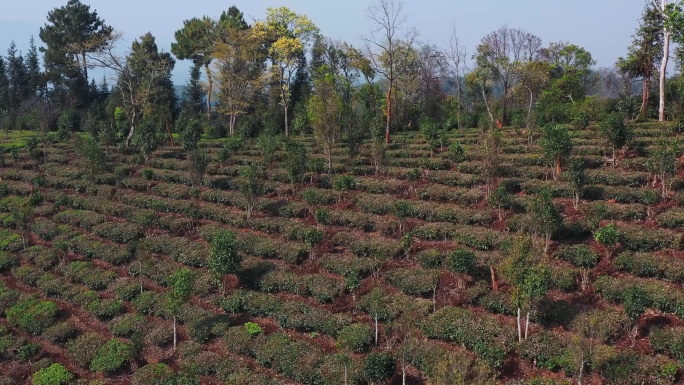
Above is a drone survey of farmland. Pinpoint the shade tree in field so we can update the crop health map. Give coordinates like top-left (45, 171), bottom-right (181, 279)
top-left (208, 229), bottom-right (242, 296)
top-left (357, 287), bottom-right (390, 346)
top-left (527, 187), bottom-right (563, 253)
top-left (166, 267), bottom-right (195, 351)
top-left (308, 71), bottom-right (341, 171)
top-left (538, 123), bottom-right (573, 179)
top-left (645, 138), bottom-right (681, 198)
top-left (599, 112), bottom-right (633, 167)
top-left (567, 158), bottom-right (586, 209)
top-left (502, 236), bottom-right (551, 342)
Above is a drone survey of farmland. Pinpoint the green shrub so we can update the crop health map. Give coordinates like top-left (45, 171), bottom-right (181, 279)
top-left (386, 268), bottom-right (439, 297)
top-left (363, 353), bottom-right (395, 384)
top-left (132, 363), bottom-right (175, 385)
top-left (67, 332), bottom-right (104, 368)
top-left (32, 363), bottom-right (73, 385)
top-left (416, 249), bottom-right (445, 269)
top-left (650, 327), bottom-right (684, 361)
top-left (337, 323), bottom-right (373, 353)
top-left (244, 322), bottom-right (263, 337)
top-left (89, 339), bottom-right (134, 372)
top-left (42, 321), bottom-right (78, 343)
top-left (557, 244), bottom-right (599, 268)
top-left (6, 296), bottom-right (58, 335)
top-left (518, 331), bottom-right (565, 370)
top-left (446, 249), bottom-right (477, 275)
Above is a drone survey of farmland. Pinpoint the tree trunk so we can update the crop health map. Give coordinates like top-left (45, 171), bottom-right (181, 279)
top-left (173, 315), bottom-right (177, 352)
top-left (284, 103), bottom-right (289, 137)
top-left (517, 307), bottom-right (522, 343)
top-left (402, 367), bottom-right (407, 385)
top-left (385, 89), bottom-right (392, 144)
top-left (490, 265), bottom-right (498, 291)
top-left (205, 63), bottom-right (213, 115)
top-left (659, 0), bottom-right (670, 121)
top-left (482, 87), bottom-right (495, 124)
top-left (374, 315), bottom-right (379, 345)
top-left (527, 86), bottom-right (534, 130)
top-left (126, 124), bottom-right (135, 147)
top-left (525, 311), bottom-right (530, 340)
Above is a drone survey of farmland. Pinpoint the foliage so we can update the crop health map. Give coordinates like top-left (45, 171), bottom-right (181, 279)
top-left (337, 323), bottom-right (374, 353)
top-left (32, 363), bottom-right (73, 385)
top-left (208, 230), bottom-right (242, 293)
top-left (363, 352), bottom-right (395, 383)
top-left (538, 123), bottom-right (573, 178)
top-left (6, 296), bottom-right (58, 335)
top-left (89, 339), bottom-right (134, 372)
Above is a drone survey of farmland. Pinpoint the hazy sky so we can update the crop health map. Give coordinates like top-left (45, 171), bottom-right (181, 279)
top-left (0, 0), bottom-right (647, 84)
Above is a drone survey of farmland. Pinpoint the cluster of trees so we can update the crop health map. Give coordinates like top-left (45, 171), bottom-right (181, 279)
top-left (1, 0), bottom-right (684, 161)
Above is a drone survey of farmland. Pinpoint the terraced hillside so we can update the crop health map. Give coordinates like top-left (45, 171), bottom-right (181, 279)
top-left (0, 122), bottom-right (683, 385)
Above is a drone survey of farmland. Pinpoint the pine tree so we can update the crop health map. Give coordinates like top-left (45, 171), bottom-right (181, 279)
top-left (25, 36), bottom-right (43, 99)
top-left (182, 63), bottom-right (205, 116)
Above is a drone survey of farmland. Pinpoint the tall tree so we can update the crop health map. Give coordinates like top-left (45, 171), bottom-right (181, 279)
top-left (617, 3), bottom-right (663, 117)
top-left (182, 63), bottom-right (206, 116)
top-left (166, 268), bottom-right (194, 351)
top-left (538, 42), bottom-right (596, 105)
top-left (208, 229), bottom-right (242, 296)
top-left (212, 21), bottom-right (266, 135)
top-left (25, 36), bottom-right (44, 99)
top-left (172, 16), bottom-right (217, 114)
top-left (364, 0), bottom-right (417, 143)
top-left (653, 0), bottom-right (672, 121)
top-left (308, 72), bottom-right (341, 171)
top-left (474, 26), bottom-right (542, 125)
top-left (89, 32), bottom-right (176, 148)
top-left (255, 7), bottom-right (319, 137)
top-left (6, 42), bottom-right (29, 125)
top-left (39, 0), bottom-right (112, 107)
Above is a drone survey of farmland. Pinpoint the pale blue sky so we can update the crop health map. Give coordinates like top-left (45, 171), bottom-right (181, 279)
top-left (1, 0), bottom-right (647, 84)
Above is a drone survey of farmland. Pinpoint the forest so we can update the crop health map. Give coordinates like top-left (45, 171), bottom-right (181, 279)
top-left (0, 0), bottom-right (683, 384)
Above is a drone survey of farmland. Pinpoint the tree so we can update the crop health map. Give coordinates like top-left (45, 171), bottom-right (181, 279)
top-left (167, 267), bottom-right (195, 351)
top-left (6, 42), bottom-right (29, 125)
top-left (238, 164), bottom-right (264, 219)
top-left (538, 123), bottom-right (573, 179)
top-left (188, 148), bottom-right (209, 187)
top-left (622, 285), bottom-right (649, 337)
top-left (364, 0), bottom-right (417, 143)
top-left (515, 60), bottom-right (550, 130)
top-left (89, 32), bottom-right (176, 148)
top-left (182, 63), bottom-right (206, 116)
top-left (599, 112), bottom-right (633, 167)
top-left (357, 288), bottom-right (390, 345)
top-left (363, 352), bottom-right (395, 385)
top-left (528, 187), bottom-right (562, 253)
top-left (255, 7), bottom-right (319, 137)
top-left (567, 158), bottom-right (586, 209)
top-left (39, 0), bottom-right (113, 107)
top-left (474, 26), bottom-right (542, 125)
top-left (447, 28), bottom-right (468, 129)
top-left (538, 42), bottom-right (596, 111)
top-left (308, 72), bottom-right (341, 171)
top-left (282, 139), bottom-right (308, 193)
top-left (653, 0), bottom-right (673, 121)
top-left (502, 236), bottom-right (551, 342)
top-left (212, 15), bottom-right (266, 135)
top-left (172, 15), bottom-right (218, 114)
top-left (480, 127), bottom-right (501, 198)
top-left (617, 3), bottom-right (663, 118)
top-left (208, 229), bottom-right (242, 295)
top-left (25, 36), bottom-right (44, 99)
top-left (594, 223), bottom-right (621, 259)
top-left (645, 139), bottom-right (681, 198)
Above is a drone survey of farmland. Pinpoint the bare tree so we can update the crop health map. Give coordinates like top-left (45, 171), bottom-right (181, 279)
top-left (364, 0), bottom-right (417, 143)
top-left (447, 27), bottom-right (468, 128)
